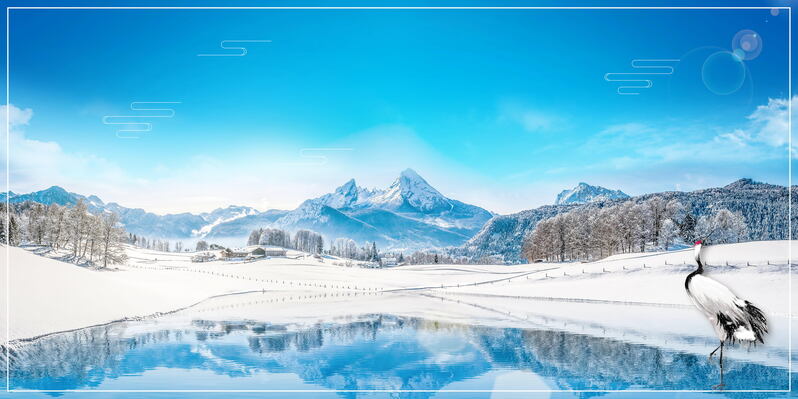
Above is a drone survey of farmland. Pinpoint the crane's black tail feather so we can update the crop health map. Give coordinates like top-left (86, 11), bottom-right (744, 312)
top-left (717, 301), bottom-right (768, 345)
top-left (744, 301), bottom-right (768, 344)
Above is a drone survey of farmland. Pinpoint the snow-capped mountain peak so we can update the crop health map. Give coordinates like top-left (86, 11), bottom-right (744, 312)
top-left (555, 182), bottom-right (629, 205)
top-left (3, 169), bottom-right (494, 250)
top-left (309, 178), bottom-right (376, 209)
top-left (260, 168), bottom-right (492, 249)
top-left (367, 168), bottom-right (450, 212)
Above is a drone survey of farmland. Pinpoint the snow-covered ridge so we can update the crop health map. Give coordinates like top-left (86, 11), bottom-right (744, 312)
top-left (265, 168), bottom-right (493, 249)
top-left (310, 178), bottom-right (378, 209)
top-left (1, 186), bottom-right (260, 240)
top-left (192, 206), bottom-right (260, 236)
top-left (1, 169), bottom-right (493, 250)
top-left (306, 169), bottom-right (456, 213)
top-left (555, 182), bottom-right (629, 205)
top-left (363, 168), bottom-right (451, 212)
top-left (466, 178), bottom-right (794, 263)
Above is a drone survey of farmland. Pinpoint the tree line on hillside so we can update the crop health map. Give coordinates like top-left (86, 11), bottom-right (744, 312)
top-left (247, 227), bottom-right (386, 262)
top-left (0, 200), bottom-right (128, 267)
top-left (465, 180), bottom-right (793, 263)
top-left (127, 233), bottom-right (181, 252)
top-left (329, 237), bottom-right (379, 261)
top-left (522, 197), bottom-right (748, 262)
top-left (247, 227), bottom-right (483, 265)
top-left (247, 227), bottom-right (324, 254)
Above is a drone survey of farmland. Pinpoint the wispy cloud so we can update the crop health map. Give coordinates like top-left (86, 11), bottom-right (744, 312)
top-left (3, 95), bottom-right (792, 216)
top-left (583, 122), bottom-right (659, 150)
top-left (585, 96), bottom-right (793, 169)
top-left (499, 103), bottom-right (564, 133)
top-left (4, 104), bottom-right (33, 126)
top-left (1, 111), bottom-right (493, 214)
top-left (745, 96), bottom-right (794, 149)
top-left (1, 104), bottom-right (127, 196)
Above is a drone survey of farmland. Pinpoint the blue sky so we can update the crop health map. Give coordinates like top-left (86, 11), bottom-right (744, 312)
top-left (1, 3), bottom-right (793, 214)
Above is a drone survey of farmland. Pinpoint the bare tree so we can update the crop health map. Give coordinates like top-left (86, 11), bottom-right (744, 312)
top-left (99, 212), bottom-right (128, 268)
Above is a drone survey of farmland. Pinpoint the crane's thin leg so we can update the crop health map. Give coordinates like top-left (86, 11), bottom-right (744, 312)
top-left (712, 342), bottom-right (725, 390)
top-left (708, 342), bottom-right (721, 360)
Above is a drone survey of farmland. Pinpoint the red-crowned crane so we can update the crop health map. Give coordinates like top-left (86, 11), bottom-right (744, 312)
top-left (685, 240), bottom-right (768, 389)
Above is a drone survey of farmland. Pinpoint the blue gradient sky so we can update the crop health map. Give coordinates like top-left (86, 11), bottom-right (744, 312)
top-left (1, 3), bottom-right (793, 214)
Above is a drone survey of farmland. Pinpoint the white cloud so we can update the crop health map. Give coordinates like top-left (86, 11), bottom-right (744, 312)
top-left (1, 104), bottom-right (33, 127)
top-left (745, 95), bottom-right (794, 149)
top-left (1, 104), bottom-right (126, 197)
top-left (706, 95), bottom-right (795, 158)
top-left (4, 95), bottom-right (792, 217)
top-left (585, 96), bottom-right (795, 169)
top-left (717, 129), bottom-right (751, 147)
top-left (0, 110), bottom-right (497, 214)
top-left (585, 122), bottom-right (659, 149)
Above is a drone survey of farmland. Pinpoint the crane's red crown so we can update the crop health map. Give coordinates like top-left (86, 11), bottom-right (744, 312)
top-left (695, 240), bottom-right (703, 245)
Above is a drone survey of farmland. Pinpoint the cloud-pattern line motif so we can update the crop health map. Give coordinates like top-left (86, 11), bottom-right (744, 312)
top-left (197, 40), bottom-right (272, 57)
top-left (283, 148), bottom-right (354, 167)
top-left (102, 102), bottom-right (181, 139)
top-left (604, 59), bottom-right (680, 95)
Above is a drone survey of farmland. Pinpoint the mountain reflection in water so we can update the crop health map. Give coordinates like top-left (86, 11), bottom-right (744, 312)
top-left (4, 313), bottom-right (790, 396)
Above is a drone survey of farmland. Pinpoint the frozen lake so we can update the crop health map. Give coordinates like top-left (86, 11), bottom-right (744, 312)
top-left (2, 292), bottom-right (794, 398)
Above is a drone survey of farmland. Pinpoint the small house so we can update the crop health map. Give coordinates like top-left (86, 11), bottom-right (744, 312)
top-left (381, 257), bottom-right (398, 267)
top-left (221, 248), bottom-right (250, 259)
top-left (247, 245), bottom-right (287, 257)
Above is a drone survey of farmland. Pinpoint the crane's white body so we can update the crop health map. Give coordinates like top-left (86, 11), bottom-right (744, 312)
top-left (685, 242), bottom-right (767, 389)
top-left (685, 273), bottom-right (758, 342)
top-left (685, 242), bottom-right (767, 345)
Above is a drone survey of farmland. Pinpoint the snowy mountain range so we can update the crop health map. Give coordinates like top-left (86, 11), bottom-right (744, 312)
top-left (554, 182), bottom-right (629, 205)
top-left (461, 178), bottom-right (796, 263)
top-left (8, 176), bottom-right (787, 257)
top-left (208, 168), bottom-right (494, 249)
top-left (2, 169), bottom-right (493, 250)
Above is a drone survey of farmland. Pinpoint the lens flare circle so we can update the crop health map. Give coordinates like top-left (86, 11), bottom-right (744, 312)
top-left (731, 29), bottom-right (763, 61)
top-left (701, 51), bottom-right (746, 95)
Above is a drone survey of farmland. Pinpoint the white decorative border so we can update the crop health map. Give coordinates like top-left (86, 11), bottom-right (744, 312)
top-left (3, 5), bottom-right (793, 394)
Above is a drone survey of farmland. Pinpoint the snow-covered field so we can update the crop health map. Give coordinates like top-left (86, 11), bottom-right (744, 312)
top-left (2, 240), bottom-right (795, 366)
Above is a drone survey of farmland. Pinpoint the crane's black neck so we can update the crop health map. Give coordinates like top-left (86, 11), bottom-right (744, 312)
top-left (685, 255), bottom-right (704, 290)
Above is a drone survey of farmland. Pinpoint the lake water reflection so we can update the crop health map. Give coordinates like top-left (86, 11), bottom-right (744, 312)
top-left (3, 308), bottom-right (791, 397)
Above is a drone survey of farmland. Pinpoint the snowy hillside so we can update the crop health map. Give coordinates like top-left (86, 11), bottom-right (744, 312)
top-left (464, 179), bottom-right (796, 263)
top-left (3, 240), bottom-right (793, 355)
top-left (554, 182), bottom-right (629, 205)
